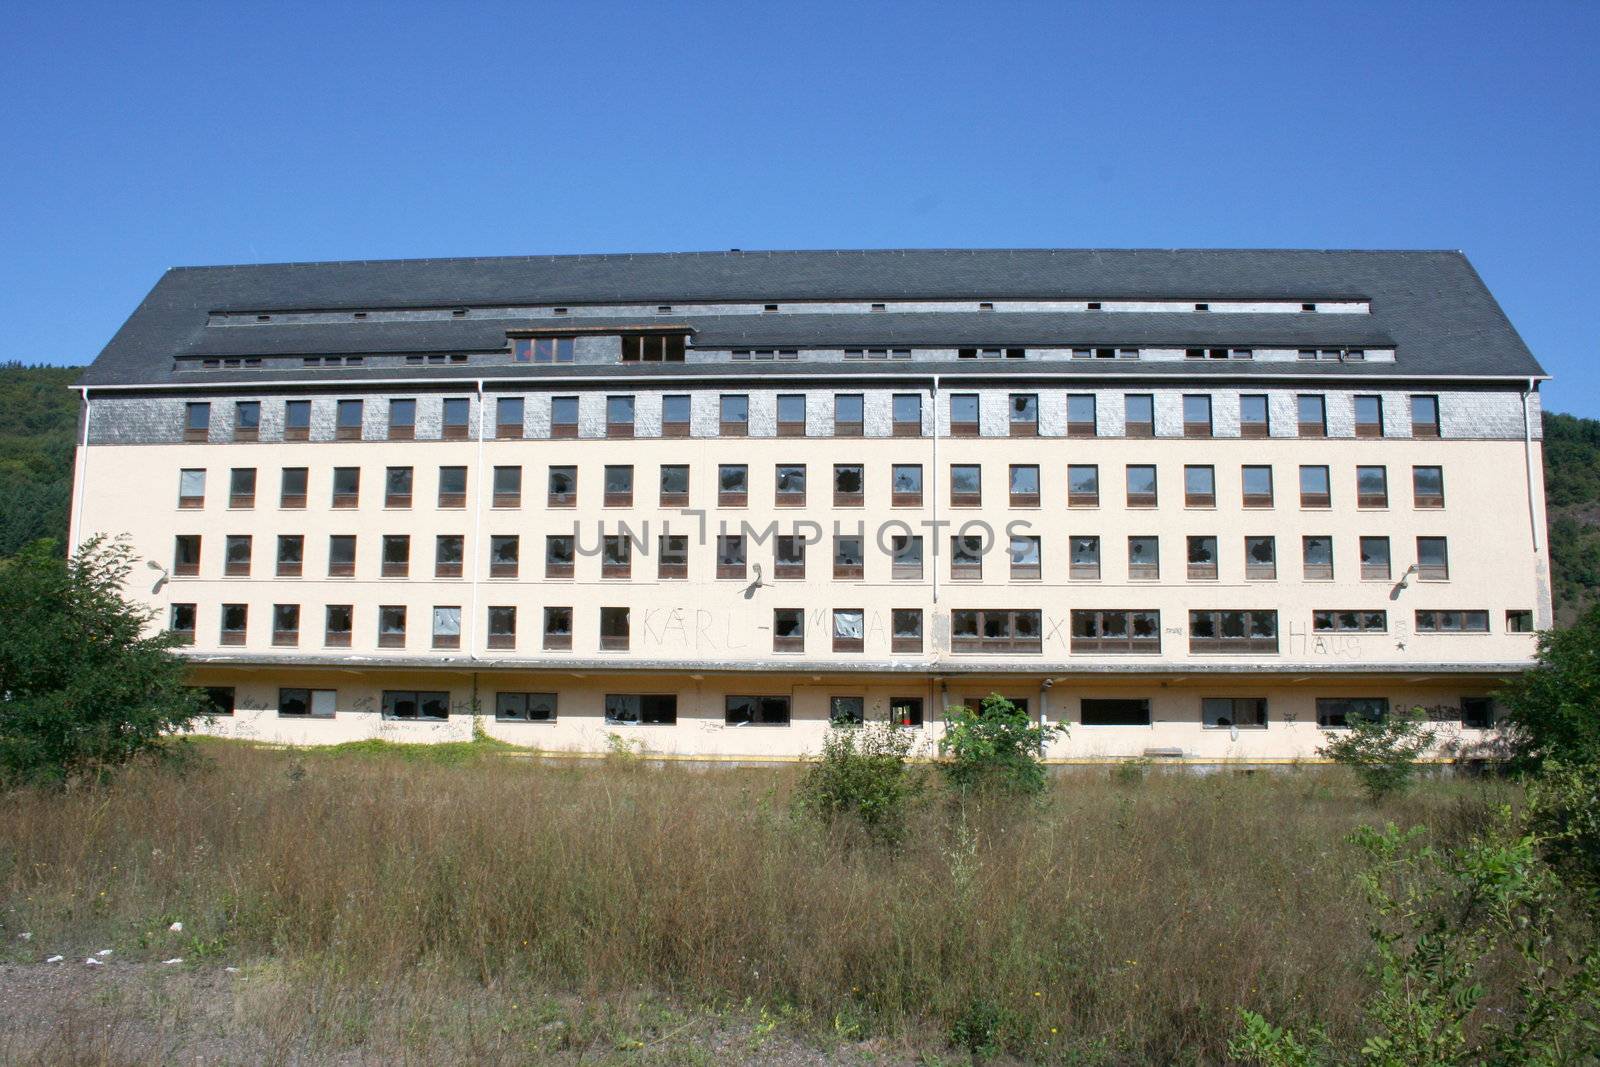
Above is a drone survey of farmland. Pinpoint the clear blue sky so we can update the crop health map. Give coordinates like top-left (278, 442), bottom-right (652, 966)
top-left (3, 1), bottom-right (1596, 414)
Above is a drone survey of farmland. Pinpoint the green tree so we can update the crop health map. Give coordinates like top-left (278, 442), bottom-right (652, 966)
top-left (1497, 604), bottom-right (1600, 772)
top-left (0, 536), bottom-right (206, 785)
top-left (1317, 706), bottom-right (1435, 802)
top-left (938, 693), bottom-right (1065, 796)
top-left (795, 721), bottom-right (921, 846)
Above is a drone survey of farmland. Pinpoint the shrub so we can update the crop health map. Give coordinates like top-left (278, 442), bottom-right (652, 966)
top-left (0, 536), bottom-right (205, 785)
top-left (795, 721), bottom-right (920, 845)
top-left (938, 693), bottom-right (1065, 796)
top-left (1525, 758), bottom-right (1600, 897)
top-left (1317, 706), bottom-right (1433, 802)
top-left (1497, 604), bottom-right (1600, 771)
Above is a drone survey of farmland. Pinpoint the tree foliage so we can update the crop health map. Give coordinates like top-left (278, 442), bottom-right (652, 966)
top-left (1317, 706), bottom-right (1435, 802)
top-left (1497, 603), bottom-right (1600, 772)
top-left (795, 721), bottom-right (922, 846)
top-left (0, 363), bottom-right (80, 559)
top-left (0, 536), bottom-right (206, 785)
top-left (938, 693), bottom-right (1065, 796)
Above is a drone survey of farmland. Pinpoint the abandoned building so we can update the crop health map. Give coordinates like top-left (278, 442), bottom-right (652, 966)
top-left (68, 248), bottom-right (1550, 761)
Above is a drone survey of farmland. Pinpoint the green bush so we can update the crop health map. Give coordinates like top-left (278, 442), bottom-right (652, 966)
top-left (1498, 604), bottom-right (1600, 771)
top-left (1317, 705), bottom-right (1433, 802)
top-left (938, 693), bottom-right (1065, 796)
top-left (1525, 758), bottom-right (1600, 897)
top-left (795, 721), bottom-right (921, 845)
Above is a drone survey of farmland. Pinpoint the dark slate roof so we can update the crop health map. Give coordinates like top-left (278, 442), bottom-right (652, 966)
top-left (78, 249), bottom-right (1545, 387)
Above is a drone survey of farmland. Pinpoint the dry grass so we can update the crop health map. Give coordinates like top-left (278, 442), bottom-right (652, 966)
top-left (0, 739), bottom-right (1516, 1064)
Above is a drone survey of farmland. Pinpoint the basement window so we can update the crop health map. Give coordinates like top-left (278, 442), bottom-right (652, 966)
top-left (382, 690), bottom-right (451, 721)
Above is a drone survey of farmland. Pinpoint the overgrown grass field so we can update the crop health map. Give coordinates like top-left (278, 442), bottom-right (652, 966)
top-left (0, 740), bottom-right (1517, 1064)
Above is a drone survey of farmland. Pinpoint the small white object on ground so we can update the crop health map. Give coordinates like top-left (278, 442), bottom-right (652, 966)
top-left (18, 932), bottom-right (31, 941)
top-left (168, 921), bottom-right (183, 932)
top-left (46, 955), bottom-right (64, 963)
top-left (85, 958), bottom-right (104, 966)
top-left (225, 966), bottom-right (240, 973)
top-left (95, 949), bottom-right (112, 957)
top-left (163, 958), bottom-right (184, 965)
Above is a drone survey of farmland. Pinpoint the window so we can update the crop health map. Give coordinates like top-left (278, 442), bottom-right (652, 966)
top-left (601, 465), bottom-right (633, 507)
top-left (1182, 394), bottom-right (1212, 437)
top-left (440, 397), bottom-right (470, 440)
top-left (950, 465), bottom-right (982, 507)
top-left (1081, 699), bottom-right (1151, 726)
top-left (1411, 395), bottom-right (1441, 437)
top-left (1070, 610), bottom-right (1161, 653)
top-left (950, 394), bottom-right (980, 436)
top-left (220, 603), bottom-right (247, 645)
top-left (605, 693), bottom-right (677, 725)
top-left (432, 534), bottom-right (463, 579)
top-left (1303, 536), bottom-right (1334, 581)
top-left (891, 535), bottom-right (923, 580)
top-left (325, 604), bottom-right (352, 647)
top-left (438, 466), bottom-right (467, 508)
top-left (1507, 609), bottom-right (1534, 633)
top-left (597, 395), bottom-right (634, 439)
top-left (328, 534), bottom-right (356, 577)
top-left (481, 396), bottom-right (519, 441)
top-left (1009, 536), bottom-right (1041, 580)
top-left (478, 605), bottom-right (514, 650)
top-left (834, 464), bottom-right (864, 507)
top-left (619, 333), bottom-right (685, 362)
top-left (1313, 610), bottom-right (1387, 633)
top-left (1062, 535), bottom-right (1097, 580)
top-left (834, 394), bottom-right (864, 437)
top-left (224, 534), bottom-right (252, 577)
top-left (335, 399), bottom-right (363, 441)
top-left (169, 603), bottom-right (196, 644)
top-left (545, 535), bottom-right (574, 579)
top-left (280, 688), bottom-right (337, 719)
top-left (717, 535), bottom-right (747, 580)
top-left (1128, 536), bottom-right (1159, 580)
top-left (274, 534), bottom-right (303, 578)
top-left (892, 464), bottom-right (923, 506)
top-left (1010, 464), bottom-right (1040, 507)
top-left (1124, 394), bottom-right (1154, 438)
top-left (183, 402), bottom-right (210, 442)
top-left (1417, 537), bottom-right (1450, 581)
top-left (1241, 465), bottom-right (1273, 507)
top-left (1184, 465), bottom-right (1215, 507)
top-left (1239, 394), bottom-right (1269, 438)
top-left (662, 394), bottom-right (691, 437)
top-left (548, 465), bottom-right (577, 508)
top-left (892, 393), bottom-right (921, 436)
top-left (1184, 535), bottom-right (1217, 580)
top-left (833, 608), bottom-right (865, 652)
top-left (543, 606), bottom-right (573, 650)
top-left (496, 692), bottom-right (555, 721)
top-left (378, 605), bottom-right (407, 648)
top-left (228, 467), bottom-right (256, 508)
top-left (835, 536), bottom-right (865, 580)
top-left (1415, 610), bottom-right (1489, 633)
top-left (431, 606), bottom-right (462, 650)
top-left (202, 686), bottom-right (234, 717)
top-left (1061, 464), bottom-right (1097, 508)
top-left (380, 398), bottom-right (414, 441)
top-left (173, 534), bottom-right (201, 576)
top-left (492, 465), bottom-right (522, 508)
top-left (720, 394), bottom-right (749, 436)
top-left (658, 464), bottom-right (689, 507)
top-left (770, 393), bottom-right (807, 437)
top-left (1359, 536), bottom-right (1391, 580)
top-left (1202, 698), bottom-right (1266, 729)
top-left (720, 463), bottom-right (748, 508)
top-left (775, 535), bottom-right (806, 579)
top-left (1126, 465), bottom-right (1158, 507)
top-left (376, 467), bottom-right (411, 511)
top-left (892, 609), bottom-right (923, 653)
top-left (1296, 394), bottom-right (1326, 437)
top-left (890, 697), bottom-right (924, 728)
top-left (1354, 395), bottom-right (1384, 437)
top-left (1299, 465), bottom-right (1331, 508)
top-left (280, 467), bottom-right (307, 509)
top-left (1462, 697), bottom-right (1495, 730)
top-left (380, 534), bottom-right (409, 578)
top-left (1413, 466), bottom-right (1445, 508)
top-left (1009, 393), bottom-right (1038, 436)
top-left (773, 608), bottom-right (805, 652)
top-left (1317, 697), bottom-right (1388, 729)
top-left (283, 400), bottom-right (310, 441)
top-left (1356, 466), bottom-right (1388, 508)
top-left (550, 396), bottom-right (579, 438)
top-left (1245, 536), bottom-right (1277, 580)
top-left (514, 337), bottom-right (577, 363)
top-left (599, 606), bottom-right (630, 651)
top-left (659, 534), bottom-right (688, 579)
top-left (950, 535), bottom-right (983, 580)
top-left (488, 534), bottom-right (519, 578)
top-left (1067, 394), bottom-right (1096, 438)
top-left (383, 690), bottom-right (450, 721)
top-left (726, 695), bottom-right (791, 726)
top-left (1190, 610), bottom-right (1278, 653)
top-left (332, 467), bottom-right (359, 508)
top-left (830, 696), bottom-right (864, 725)
top-left (232, 401), bottom-right (260, 442)
top-left (951, 609), bottom-right (1043, 653)
top-left (601, 534), bottom-right (632, 579)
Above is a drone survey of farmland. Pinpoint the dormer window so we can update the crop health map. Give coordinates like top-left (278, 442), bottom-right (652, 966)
top-left (513, 337), bottom-right (576, 363)
top-left (620, 333), bottom-right (686, 362)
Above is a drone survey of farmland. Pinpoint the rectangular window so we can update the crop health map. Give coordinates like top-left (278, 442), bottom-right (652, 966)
top-left (600, 464), bottom-right (633, 508)
top-left (891, 535), bottom-right (923, 580)
top-left (776, 393), bottom-right (807, 436)
top-left (202, 686), bottom-right (235, 717)
top-left (1299, 465), bottom-right (1331, 508)
top-left (380, 534), bottom-right (410, 578)
top-left (834, 394), bottom-right (864, 437)
top-left (1189, 609), bottom-right (1279, 653)
top-left (173, 533), bottom-right (201, 576)
top-left (1239, 394), bottom-right (1269, 438)
top-left (378, 605), bottom-right (406, 648)
top-left (1417, 536), bottom-right (1450, 580)
top-left (717, 535), bottom-right (747, 580)
top-left (325, 604), bottom-right (352, 647)
top-left (1126, 464), bottom-right (1158, 508)
top-left (659, 534), bottom-right (688, 579)
top-left (220, 602), bottom-right (247, 645)
top-left (1067, 394), bottom-right (1096, 438)
top-left (1507, 609), bottom-right (1534, 633)
top-left (950, 535), bottom-right (983, 580)
top-left (892, 608), bottom-right (923, 653)
top-left (169, 602), bottom-right (196, 644)
top-left (491, 466), bottom-right (522, 508)
top-left (437, 466), bottom-right (467, 508)
top-left (280, 688), bottom-right (337, 719)
top-left (328, 534), bottom-right (356, 578)
top-left (1296, 394), bottom-right (1326, 437)
top-left (1058, 535), bottom-right (1096, 580)
top-left (1411, 395), bottom-right (1441, 437)
top-left (513, 337), bottom-right (577, 363)
top-left (1241, 465), bottom-right (1273, 508)
top-left (388, 398), bottom-right (416, 440)
top-left (834, 464), bottom-right (864, 507)
top-left (431, 606), bottom-right (462, 650)
top-left (1070, 610), bottom-right (1161, 654)
top-left (892, 464), bottom-right (923, 507)
top-left (773, 608), bottom-right (805, 652)
top-left (606, 395), bottom-right (636, 438)
top-left (1009, 535), bottom-right (1041, 580)
top-left (283, 400), bottom-right (310, 441)
top-left (604, 693), bottom-right (677, 725)
top-left (950, 464), bottom-right (982, 507)
top-left (1317, 697), bottom-right (1388, 729)
top-left (544, 535), bottom-right (573, 579)
top-left (378, 466), bottom-right (412, 510)
top-left (830, 696), bottom-right (864, 725)
top-left (548, 466), bottom-right (577, 507)
top-left (1124, 394), bottom-right (1154, 438)
top-left (718, 464), bottom-right (748, 507)
top-left (720, 394), bottom-right (749, 436)
top-left (765, 463), bottom-right (805, 507)
top-left (183, 401), bottom-right (210, 442)
top-left (434, 534), bottom-right (463, 578)
top-left (1184, 465), bottom-right (1216, 507)
top-left (1009, 464), bottom-right (1040, 507)
top-left (1066, 464), bottom-right (1098, 508)
top-left (233, 401), bottom-right (260, 441)
top-left (383, 690), bottom-right (451, 721)
top-left (441, 397), bottom-right (471, 440)
top-left (599, 606), bottom-right (630, 651)
top-left (1462, 697), bottom-right (1495, 730)
top-left (275, 534), bottom-right (303, 577)
top-left (228, 467), bottom-right (256, 508)
top-left (1202, 697), bottom-right (1267, 729)
top-left (224, 534), bottom-right (252, 577)
top-left (488, 534), bottom-right (519, 578)
top-left (834, 536), bottom-right (865, 580)
top-left (1356, 465), bottom-right (1388, 508)
top-left (950, 609), bottom-right (1043, 653)
top-left (335, 399), bottom-right (364, 441)
top-left (659, 464), bottom-right (689, 507)
top-left (1354, 395), bottom-right (1384, 437)
top-left (725, 695), bottom-right (791, 726)
top-left (550, 396), bottom-right (579, 439)
top-left (481, 605), bottom-right (515, 650)
top-left (1415, 610), bottom-right (1489, 633)
top-left (331, 467), bottom-right (359, 508)
top-left (601, 534), bottom-right (632, 579)
top-left (950, 394), bottom-right (979, 436)
top-left (833, 608), bottom-right (865, 652)
top-left (1246, 536), bottom-right (1277, 580)
top-left (890, 697), bottom-right (924, 728)
top-left (495, 396), bottom-right (524, 439)
top-left (1187, 535), bottom-right (1218, 580)
top-left (1360, 536), bottom-right (1391, 580)
top-left (1009, 393), bottom-right (1039, 437)
top-left (1313, 610), bottom-right (1387, 633)
top-left (279, 467), bottom-right (307, 509)
top-left (1303, 536), bottom-right (1334, 581)
top-left (1081, 698), bottom-right (1151, 726)
top-left (892, 393), bottom-right (922, 436)
top-left (619, 334), bottom-right (685, 362)
top-left (1128, 536), bottom-right (1159, 580)
top-left (662, 394), bottom-right (691, 437)
top-left (774, 535), bottom-right (806, 579)
top-left (543, 606), bottom-right (573, 650)
top-left (1413, 466), bottom-right (1445, 508)
top-left (1182, 394), bottom-right (1212, 437)
top-left (496, 691), bottom-right (555, 721)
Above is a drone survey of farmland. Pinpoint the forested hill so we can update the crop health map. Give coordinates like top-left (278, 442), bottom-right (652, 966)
top-left (2, 363), bottom-right (1599, 618)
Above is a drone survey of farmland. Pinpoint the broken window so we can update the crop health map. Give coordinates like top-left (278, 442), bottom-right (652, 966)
top-left (487, 606), bottom-right (516, 649)
top-left (1070, 610), bottom-right (1161, 654)
top-left (1009, 393), bottom-right (1039, 436)
top-left (890, 697), bottom-right (924, 727)
top-left (545, 535), bottom-right (573, 579)
top-left (1246, 536), bottom-right (1277, 580)
top-left (378, 605), bottom-right (407, 648)
top-left (776, 464), bottom-right (807, 506)
top-left (1010, 536), bottom-right (1041, 580)
top-left (950, 535), bottom-right (983, 580)
top-left (383, 690), bottom-right (450, 721)
top-left (1317, 697), bottom-right (1387, 729)
top-left (280, 688), bottom-right (337, 718)
top-left (432, 606), bottom-right (462, 649)
top-left (950, 609), bottom-right (1042, 653)
top-left (543, 606), bottom-right (573, 650)
top-left (325, 604), bottom-right (352, 647)
top-left (834, 536), bottom-right (864, 580)
top-left (220, 603), bottom-right (247, 645)
top-left (380, 534), bottom-right (409, 578)
top-left (1201, 698), bottom-right (1266, 729)
top-left (331, 467), bottom-right (359, 508)
top-left (891, 535), bottom-right (923, 580)
top-left (1071, 535), bottom-right (1100, 580)
top-left (603, 464), bottom-right (633, 507)
top-left (833, 464), bottom-right (864, 506)
top-left (169, 602), bottom-right (196, 643)
top-left (601, 534), bottom-right (632, 579)
top-left (773, 608), bottom-right (805, 652)
top-left (1189, 610), bottom-right (1278, 653)
top-left (830, 696), bottom-right (864, 725)
top-left (659, 534), bottom-right (688, 579)
top-left (1415, 610), bottom-right (1489, 633)
top-left (619, 333), bottom-right (685, 362)
top-left (605, 694), bottom-right (677, 725)
top-left (719, 464), bottom-right (748, 506)
top-left (1010, 464), bottom-right (1040, 507)
top-left (892, 464), bottom-right (923, 506)
top-left (950, 464), bottom-right (981, 507)
top-left (599, 606), bottom-right (630, 651)
top-left (725, 695), bottom-right (791, 726)
top-left (892, 609), bottom-right (923, 653)
top-left (435, 535), bottom-right (463, 578)
top-left (659, 464), bottom-right (689, 506)
top-left (1128, 536), bottom-right (1159, 580)
top-left (1312, 610), bottom-right (1386, 633)
top-left (1302, 536), bottom-right (1334, 581)
top-left (833, 608), bottom-right (865, 652)
top-left (224, 534), bottom-right (252, 577)
top-left (1360, 536), bottom-right (1391, 580)
top-left (271, 603), bottom-right (299, 646)
top-left (547, 465), bottom-right (577, 507)
top-left (496, 692), bottom-right (555, 722)
top-left (1187, 535), bottom-right (1218, 580)
top-left (774, 535), bottom-right (806, 579)
top-left (717, 535), bottom-right (747, 580)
